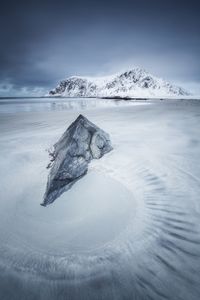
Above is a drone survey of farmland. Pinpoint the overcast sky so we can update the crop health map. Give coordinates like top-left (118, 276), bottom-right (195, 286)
top-left (0, 0), bottom-right (200, 96)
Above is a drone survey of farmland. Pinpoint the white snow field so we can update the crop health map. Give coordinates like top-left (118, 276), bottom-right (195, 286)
top-left (0, 97), bottom-right (200, 300)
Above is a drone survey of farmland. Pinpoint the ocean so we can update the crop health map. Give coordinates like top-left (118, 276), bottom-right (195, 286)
top-left (0, 97), bottom-right (200, 300)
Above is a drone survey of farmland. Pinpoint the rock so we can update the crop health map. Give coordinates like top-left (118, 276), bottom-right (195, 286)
top-left (41, 114), bottom-right (113, 206)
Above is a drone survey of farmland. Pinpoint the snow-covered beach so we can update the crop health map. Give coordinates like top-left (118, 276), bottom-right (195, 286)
top-left (0, 97), bottom-right (200, 300)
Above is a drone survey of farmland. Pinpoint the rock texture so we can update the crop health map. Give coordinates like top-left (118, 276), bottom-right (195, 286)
top-left (48, 68), bottom-right (190, 98)
top-left (42, 115), bottom-right (113, 206)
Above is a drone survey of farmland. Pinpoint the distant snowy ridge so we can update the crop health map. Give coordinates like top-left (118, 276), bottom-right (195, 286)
top-left (49, 68), bottom-right (190, 97)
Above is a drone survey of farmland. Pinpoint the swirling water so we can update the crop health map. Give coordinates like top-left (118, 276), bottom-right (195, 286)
top-left (0, 97), bottom-right (200, 300)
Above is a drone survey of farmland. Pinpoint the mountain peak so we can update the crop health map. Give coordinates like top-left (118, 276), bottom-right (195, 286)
top-left (49, 68), bottom-right (189, 98)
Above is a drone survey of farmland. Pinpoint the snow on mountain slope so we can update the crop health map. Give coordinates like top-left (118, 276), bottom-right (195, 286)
top-left (49, 68), bottom-right (190, 97)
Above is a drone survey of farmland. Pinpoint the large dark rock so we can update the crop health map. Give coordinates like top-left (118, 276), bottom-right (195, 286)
top-left (41, 114), bottom-right (113, 206)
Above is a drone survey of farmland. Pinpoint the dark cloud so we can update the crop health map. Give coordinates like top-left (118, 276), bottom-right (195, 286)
top-left (0, 0), bottom-right (200, 95)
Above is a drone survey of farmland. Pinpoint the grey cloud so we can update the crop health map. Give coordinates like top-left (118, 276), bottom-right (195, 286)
top-left (0, 0), bottom-right (200, 95)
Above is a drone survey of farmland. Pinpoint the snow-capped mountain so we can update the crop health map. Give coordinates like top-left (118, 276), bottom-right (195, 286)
top-left (49, 68), bottom-right (189, 97)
